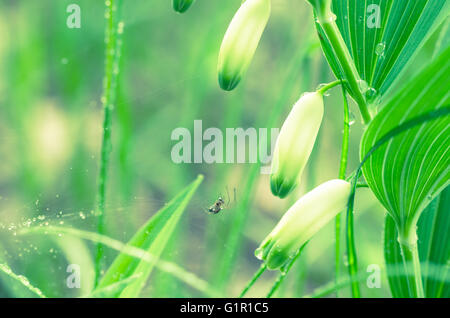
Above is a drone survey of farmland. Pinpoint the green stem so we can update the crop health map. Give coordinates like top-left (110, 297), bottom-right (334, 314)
top-left (335, 86), bottom-right (350, 297)
top-left (267, 243), bottom-right (307, 298)
top-left (95, 0), bottom-right (124, 287)
top-left (239, 263), bottom-right (267, 298)
top-left (314, 7), bottom-right (371, 124)
top-left (317, 79), bottom-right (343, 95)
top-left (346, 196), bottom-right (360, 297)
top-left (398, 230), bottom-right (425, 298)
top-left (356, 181), bottom-right (369, 188)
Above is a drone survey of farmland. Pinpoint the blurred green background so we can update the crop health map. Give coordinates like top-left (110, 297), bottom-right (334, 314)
top-left (0, 0), bottom-right (440, 298)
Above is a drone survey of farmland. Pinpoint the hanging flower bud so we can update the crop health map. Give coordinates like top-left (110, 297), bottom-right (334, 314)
top-left (270, 92), bottom-right (323, 198)
top-left (217, 0), bottom-right (271, 91)
top-left (173, 0), bottom-right (195, 13)
top-left (256, 179), bottom-right (351, 270)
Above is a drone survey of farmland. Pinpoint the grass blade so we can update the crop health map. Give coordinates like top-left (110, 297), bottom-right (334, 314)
top-left (19, 220), bottom-right (216, 296)
top-left (98, 174), bottom-right (204, 297)
top-left (0, 263), bottom-right (46, 298)
top-left (95, 0), bottom-right (125, 285)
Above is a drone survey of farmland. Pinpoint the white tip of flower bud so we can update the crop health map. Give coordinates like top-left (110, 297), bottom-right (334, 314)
top-left (217, 0), bottom-right (271, 91)
top-left (256, 179), bottom-right (351, 269)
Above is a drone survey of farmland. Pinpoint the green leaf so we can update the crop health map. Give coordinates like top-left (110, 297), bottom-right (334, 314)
top-left (19, 225), bottom-right (214, 297)
top-left (385, 186), bottom-right (450, 298)
top-left (97, 174), bottom-right (204, 297)
top-left (316, 0), bottom-right (449, 101)
top-left (0, 262), bottom-right (46, 298)
top-left (85, 275), bottom-right (141, 298)
top-left (360, 46), bottom-right (450, 236)
top-left (53, 236), bottom-right (95, 296)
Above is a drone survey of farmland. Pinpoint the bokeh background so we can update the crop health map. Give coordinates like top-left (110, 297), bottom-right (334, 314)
top-left (0, 0), bottom-right (441, 298)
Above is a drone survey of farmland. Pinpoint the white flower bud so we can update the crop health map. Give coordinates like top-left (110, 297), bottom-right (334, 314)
top-left (256, 179), bottom-right (351, 269)
top-left (218, 0), bottom-right (271, 91)
top-left (270, 92), bottom-right (323, 198)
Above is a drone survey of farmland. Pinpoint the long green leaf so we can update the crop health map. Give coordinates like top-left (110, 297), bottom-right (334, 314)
top-left (385, 186), bottom-right (450, 297)
top-left (19, 225), bottom-right (214, 297)
top-left (360, 46), bottom-right (450, 297)
top-left (0, 262), bottom-right (46, 298)
top-left (317, 0), bottom-right (449, 101)
top-left (98, 174), bottom-right (204, 297)
top-left (361, 46), bottom-right (450, 235)
top-left (85, 275), bottom-right (141, 298)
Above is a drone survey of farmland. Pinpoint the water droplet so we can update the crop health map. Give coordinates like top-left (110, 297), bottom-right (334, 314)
top-left (316, 83), bottom-right (326, 91)
top-left (375, 42), bottom-right (386, 58)
top-left (117, 21), bottom-right (125, 35)
top-left (348, 112), bottom-right (356, 126)
top-left (365, 87), bottom-right (381, 107)
top-left (368, 101), bottom-right (380, 117)
top-left (357, 80), bottom-right (369, 94)
top-left (329, 13), bottom-right (337, 22)
top-left (343, 255), bottom-right (349, 266)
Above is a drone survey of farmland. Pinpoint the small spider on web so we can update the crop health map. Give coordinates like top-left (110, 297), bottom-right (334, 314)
top-left (205, 187), bottom-right (237, 215)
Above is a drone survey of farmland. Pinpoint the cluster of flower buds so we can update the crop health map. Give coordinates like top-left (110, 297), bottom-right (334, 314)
top-left (216, 0), bottom-right (351, 270)
top-left (261, 89), bottom-right (351, 269)
top-left (261, 90), bottom-right (351, 268)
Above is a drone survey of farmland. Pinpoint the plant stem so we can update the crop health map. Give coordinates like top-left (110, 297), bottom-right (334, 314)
top-left (239, 263), bottom-right (267, 298)
top-left (315, 10), bottom-right (371, 124)
top-left (95, 0), bottom-right (124, 287)
top-left (346, 176), bottom-right (360, 298)
top-left (266, 243), bottom-right (307, 298)
top-left (335, 86), bottom-right (349, 297)
top-left (317, 79), bottom-right (343, 95)
top-left (398, 231), bottom-right (425, 298)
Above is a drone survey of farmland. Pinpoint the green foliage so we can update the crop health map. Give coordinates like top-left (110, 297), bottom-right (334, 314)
top-left (0, 263), bottom-right (46, 298)
top-left (20, 224), bottom-right (214, 296)
top-left (97, 175), bottom-right (203, 297)
top-left (360, 47), bottom-right (450, 237)
top-left (317, 0), bottom-right (448, 101)
top-left (1, 0), bottom-right (448, 299)
top-left (360, 46), bottom-right (449, 297)
top-left (385, 187), bottom-right (450, 298)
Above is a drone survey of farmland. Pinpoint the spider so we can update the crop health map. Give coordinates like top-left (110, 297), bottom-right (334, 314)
top-left (206, 187), bottom-right (236, 214)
